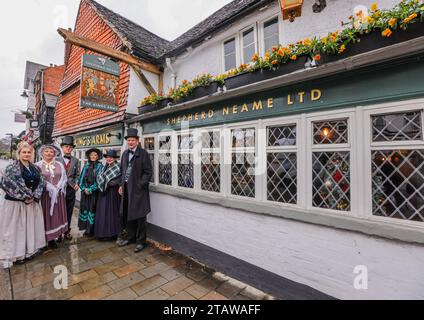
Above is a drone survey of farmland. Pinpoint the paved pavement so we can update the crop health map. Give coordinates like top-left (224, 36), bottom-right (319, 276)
top-left (0, 211), bottom-right (273, 301)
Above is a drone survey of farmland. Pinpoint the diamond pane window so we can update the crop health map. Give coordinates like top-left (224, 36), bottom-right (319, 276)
top-left (159, 136), bottom-right (171, 150)
top-left (178, 134), bottom-right (193, 150)
top-left (178, 153), bottom-right (194, 189)
top-left (267, 153), bottom-right (297, 204)
top-left (232, 128), bottom-right (255, 148)
top-left (268, 125), bottom-right (296, 147)
top-left (312, 152), bottom-right (351, 211)
top-left (372, 112), bottom-right (422, 142)
top-left (148, 153), bottom-right (154, 183)
top-left (372, 150), bottom-right (424, 222)
top-left (232, 152), bottom-right (256, 198)
top-left (313, 119), bottom-right (348, 145)
top-left (201, 131), bottom-right (220, 149)
top-left (201, 153), bottom-right (221, 193)
top-left (144, 137), bottom-right (155, 151)
top-left (159, 153), bottom-right (172, 186)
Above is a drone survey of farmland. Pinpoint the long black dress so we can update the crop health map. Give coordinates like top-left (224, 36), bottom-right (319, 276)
top-left (94, 167), bottom-right (122, 239)
top-left (78, 161), bottom-right (102, 235)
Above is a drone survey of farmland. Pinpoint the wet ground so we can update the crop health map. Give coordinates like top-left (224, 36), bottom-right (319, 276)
top-left (0, 211), bottom-right (272, 300)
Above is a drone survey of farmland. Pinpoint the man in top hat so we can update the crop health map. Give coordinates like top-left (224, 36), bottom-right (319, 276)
top-left (57, 136), bottom-right (81, 240)
top-left (117, 128), bottom-right (153, 253)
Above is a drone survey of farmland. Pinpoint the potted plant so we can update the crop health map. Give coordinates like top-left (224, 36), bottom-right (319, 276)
top-left (225, 46), bottom-right (309, 90)
top-left (190, 73), bottom-right (220, 99)
top-left (318, 1), bottom-right (424, 64)
top-left (167, 80), bottom-right (194, 104)
top-left (138, 93), bottom-right (167, 115)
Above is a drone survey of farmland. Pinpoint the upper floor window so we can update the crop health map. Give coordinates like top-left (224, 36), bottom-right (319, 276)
top-left (242, 27), bottom-right (256, 64)
top-left (224, 38), bottom-right (237, 71)
top-left (263, 18), bottom-right (279, 53)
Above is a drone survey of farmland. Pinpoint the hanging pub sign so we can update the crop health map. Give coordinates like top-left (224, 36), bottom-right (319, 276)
top-left (80, 54), bottom-right (120, 112)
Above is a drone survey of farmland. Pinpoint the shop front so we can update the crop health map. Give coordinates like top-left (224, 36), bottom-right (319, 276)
top-left (130, 53), bottom-right (424, 299)
top-left (70, 124), bottom-right (125, 165)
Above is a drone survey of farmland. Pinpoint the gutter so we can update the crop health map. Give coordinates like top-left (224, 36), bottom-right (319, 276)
top-left (127, 36), bottom-right (424, 125)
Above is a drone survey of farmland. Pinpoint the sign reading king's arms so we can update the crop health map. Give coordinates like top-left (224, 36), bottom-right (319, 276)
top-left (74, 126), bottom-right (123, 149)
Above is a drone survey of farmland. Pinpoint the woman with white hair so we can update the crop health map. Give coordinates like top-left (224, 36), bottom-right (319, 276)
top-left (0, 142), bottom-right (46, 268)
top-left (36, 145), bottom-right (68, 249)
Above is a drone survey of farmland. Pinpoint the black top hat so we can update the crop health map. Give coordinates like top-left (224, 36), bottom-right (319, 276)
top-left (103, 149), bottom-right (120, 159)
top-left (61, 136), bottom-right (76, 147)
top-left (125, 128), bottom-right (140, 140)
top-left (85, 148), bottom-right (103, 160)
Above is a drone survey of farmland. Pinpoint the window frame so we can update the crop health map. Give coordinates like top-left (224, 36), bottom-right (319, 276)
top-left (259, 15), bottom-right (281, 56)
top-left (222, 36), bottom-right (239, 72)
top-left (177, 131), bottom-right (195, 189)
top-left (306, 109), bottom-right (358, 217)
top-left (363, 100), bottom-right (424, 228)
top-left (239, 24), bottom-right (258, 65)
top-left (262, 116), bottom-right (301, 209)
top-left (158, 132), bottom-right (173, 187)
top-left (143, 134), bottom-right (157, 185)
top-left (197, 127), bottom-right (224, 195)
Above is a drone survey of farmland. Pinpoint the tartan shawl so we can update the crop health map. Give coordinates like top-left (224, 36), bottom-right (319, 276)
top-left (97, 162), bottom-right (121, 192)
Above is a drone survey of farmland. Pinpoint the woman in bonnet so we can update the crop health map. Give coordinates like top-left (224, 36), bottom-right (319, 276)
top-left (36, 145), bottom-right (68, 249)
top-left (0, 142), bottom-right (46, 268)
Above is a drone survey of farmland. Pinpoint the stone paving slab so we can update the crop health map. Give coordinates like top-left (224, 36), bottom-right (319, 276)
top-left (1, 214), bottom-right (274, 301)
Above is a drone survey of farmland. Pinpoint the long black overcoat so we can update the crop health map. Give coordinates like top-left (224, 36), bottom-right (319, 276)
top-left (120, 146), bottom-right (153, 221)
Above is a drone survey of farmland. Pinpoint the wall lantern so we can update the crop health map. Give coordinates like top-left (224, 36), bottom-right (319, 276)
top-left (279, 0), bottom-right (304, 22)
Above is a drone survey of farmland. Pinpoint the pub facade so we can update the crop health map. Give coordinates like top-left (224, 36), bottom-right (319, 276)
top-left (53, 0), bottom-right (424, 299)
top-left (128, 0), bottom-right (424, 299)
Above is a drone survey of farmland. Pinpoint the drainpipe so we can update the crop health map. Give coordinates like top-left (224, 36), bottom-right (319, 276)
top-left (166, 57), bottom-right (177, 89)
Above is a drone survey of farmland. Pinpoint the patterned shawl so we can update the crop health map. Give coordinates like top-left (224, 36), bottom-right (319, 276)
top-left (97, 162), bottom-right (121, 192)
top-left (0, 161), bottom-right (45, 201)
top-left (36, 160), bottom-right (67, 217)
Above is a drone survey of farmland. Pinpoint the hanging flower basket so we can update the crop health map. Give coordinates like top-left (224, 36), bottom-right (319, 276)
top-left (225, 56), bottom-right (308, 90)
top-left (318, 22), bottom-right (424, 65)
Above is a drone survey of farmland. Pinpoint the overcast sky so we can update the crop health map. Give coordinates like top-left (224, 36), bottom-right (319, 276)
top-left (0, 0), bottom-right (232, 139)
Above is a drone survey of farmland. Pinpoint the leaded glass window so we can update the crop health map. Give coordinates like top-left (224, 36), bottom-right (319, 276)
top-left (201, 131), bottom-right (221, 193)
top-left (267, 125), bottom-right (297, 204)
top-left (159, 135), bottom-right (172, 186)
top-left (312, 119), bottom-right (351, 211)
top-left (178, 133), bottom-right (194, 189)
top-left (231, 128), bottom-right (255, 198)
top-left (313, 119), bottom-right (348, 145)
top-left (144, 137), bottom-right (155, 183)
top-left (372, 111), bottom-right (422, 142)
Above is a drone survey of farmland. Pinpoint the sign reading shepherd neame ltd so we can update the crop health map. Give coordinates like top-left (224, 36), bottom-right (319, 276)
top-left (80, 54), bottom-right (120, 112)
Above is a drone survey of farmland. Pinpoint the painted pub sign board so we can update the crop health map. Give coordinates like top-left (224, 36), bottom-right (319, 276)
top-left (80, 54), bottom-right (120, 112)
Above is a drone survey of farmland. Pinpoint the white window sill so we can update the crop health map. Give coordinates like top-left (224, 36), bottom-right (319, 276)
top-left (150, 184), bottom-right (424, 245)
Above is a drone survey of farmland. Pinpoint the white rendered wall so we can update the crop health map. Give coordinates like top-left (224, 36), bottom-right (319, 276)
top-left (148, 192), bottom-right (424, 300)
top-left (127, 67), bottom-right (159, 114)
top-left (162, 0), bottom-right (399, 92)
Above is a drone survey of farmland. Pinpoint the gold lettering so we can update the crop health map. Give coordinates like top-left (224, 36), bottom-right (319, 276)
top-left (208, 110), bottom-right (214, 118)
top-left (195, 113), bottom-right (199, 121)
top-left (167, 119), bottom-right (170, 125)
top-left (223, 107), bottom-right (229, 116)
top-left (233, 105), bottom-right (238, 114)
top-left (105, 135), bottom-right (111, 145)
top-left (298, 92), bottom-right (305, 103)
top-left (311, 89), bottom-right (322, 101)
top-left (287, 94), bottom-right (294, 105)
top-left (201, 112), bottom-right (207, 120)
top-left (188, 114), bottom-right (193, 122)
top-left (177, 116), bottom-right (181, 124)
top-left (267, 98), bottom-right (273, 108)
top-left (252, 101), bottom-right (263, 111)
top-left (241, 104), bottom-right (249, 113)
top-left (171, 118), bottom-right (176, 125)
